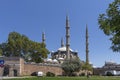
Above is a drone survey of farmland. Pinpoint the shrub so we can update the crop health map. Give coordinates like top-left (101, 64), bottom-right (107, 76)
top-left (31, 72), bottom-right (37, 76)
top-left (46, 72), bottom-right (55, 77)
top-left (106, 72), bottom-right (113, 76)
top-left (71, 73), bottom-right (78, 76)
top-left (80, 73), bottom-right (85, 76)
top-left (61, 58), bottom-right (81, 76)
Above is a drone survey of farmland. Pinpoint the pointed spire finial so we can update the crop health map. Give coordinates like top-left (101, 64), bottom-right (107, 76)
top-left (86, 24), bottom-right (88, 35)
top-left (61, 37), bottom-right (64, 47)
top-left (42, 32), bottom-right (45, 44)
top-left (66, 14), bottom-right (69, 28)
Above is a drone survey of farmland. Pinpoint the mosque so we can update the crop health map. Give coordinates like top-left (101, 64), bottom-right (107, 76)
top-left (51, 39), bottom-right (78, 63)
top-left (50, 16), bottom-right (78, 63)
top-left (44, 15), bottom-right (90, 65)
top-left (0, 15), bottom-right (90, 77)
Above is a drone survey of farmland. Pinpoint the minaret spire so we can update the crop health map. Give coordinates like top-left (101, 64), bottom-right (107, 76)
top-left (61, 37), bottom-right (64, 47)
top-left (42, 32), bottom-right (45, 44)
top-left (86, 24), bottom-right (89, 64)
top-left (66, 15), bottom-right (70, 59)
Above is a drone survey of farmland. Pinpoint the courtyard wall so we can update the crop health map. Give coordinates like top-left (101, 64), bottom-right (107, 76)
top-left (1, 57), bottom-right (63, 77)
top-left (22, 63), bottom-right (63, 76)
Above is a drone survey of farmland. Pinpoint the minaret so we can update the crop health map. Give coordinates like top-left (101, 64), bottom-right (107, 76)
top-left (42, 32), bottom-right (45, 44)
top-left (66, 15), bottom-right (70, 59)
top-left (61, 37), bottom-right (64, 47)
top-left (86, 25), bottom-right (89, 64)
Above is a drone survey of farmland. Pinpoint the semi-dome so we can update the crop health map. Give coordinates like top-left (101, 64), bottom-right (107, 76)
top-left (46, 59), bottom-right (52, 62)
top-left (58, 57), bottom-right (64, 60)
top-left (105, 61), bottom-right (116, 65)
top-left (53, 59), bottom-right (58, 63)
top-left (58, 46), bottom-right (73, 52)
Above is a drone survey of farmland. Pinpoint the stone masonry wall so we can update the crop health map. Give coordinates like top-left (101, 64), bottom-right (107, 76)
top-left (23, 64), bottom-right (63, 76)
top-left (19, 58), bottom-right (24, 76)
top-left (1, 57), bottom-right (63, 76)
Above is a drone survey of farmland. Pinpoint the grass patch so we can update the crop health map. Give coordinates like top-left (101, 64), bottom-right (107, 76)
top-left (3, 76), bottom-right (120, 80)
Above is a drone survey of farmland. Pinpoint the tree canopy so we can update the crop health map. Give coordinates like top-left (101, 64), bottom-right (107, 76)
top-left (82, 63), bottom-right (92, 71)
top-left (0, 31), bottom-right (49, 63)
top-left (98, 0), bottom-right (120, 52)
top-left (61, 58), bottom-right (81, 76)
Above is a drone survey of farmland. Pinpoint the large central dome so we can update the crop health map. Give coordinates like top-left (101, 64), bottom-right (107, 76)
top-left (58, 46), bottom-right (73, 52)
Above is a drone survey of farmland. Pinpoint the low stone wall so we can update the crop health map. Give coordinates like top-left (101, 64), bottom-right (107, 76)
top-left (0, 57), bottom-right (63, 76)
top-left (93, 68), bottom-right (104, 75)
top-left (0, 68), bottom-right (4, 77)
top-left (22, 63), bottom-right (63, 76)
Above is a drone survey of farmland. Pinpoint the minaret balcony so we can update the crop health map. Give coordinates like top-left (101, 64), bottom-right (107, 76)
top-left (66, 44), bottom-right (70, 46)
top-left (66, 35), bottom-right (70, 37)
top-left (66, 27), bottom-right (70, 29)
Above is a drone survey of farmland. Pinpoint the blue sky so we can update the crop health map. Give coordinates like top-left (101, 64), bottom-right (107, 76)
top-left (0, 0), bottom-right (119, 67)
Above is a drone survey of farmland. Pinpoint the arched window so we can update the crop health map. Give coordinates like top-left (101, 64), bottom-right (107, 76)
top-left (3, 65), bottom-right (10, 76)
top-left (13, 69), bottom-right (17, 76)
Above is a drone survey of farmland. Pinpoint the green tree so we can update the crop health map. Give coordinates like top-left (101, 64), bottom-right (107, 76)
top-left (98, 0), bottom-right (120, 52)
top-left (61, 58), bottom-right (81, 76)
top-left (0, 49), bottom-right (2, 56)
top-left (7, 31), bottom-right (22, 56)
top-left (29, 41), bottom-right (48, 63)
top-left (0, 43), bottom-right (9, 56)
top-left (82, 63), bottom-right (92, 71)
top-left (0, 31), bottom-right (49, 63)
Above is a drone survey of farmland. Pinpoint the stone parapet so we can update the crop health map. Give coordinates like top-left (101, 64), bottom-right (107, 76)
top-left (23, 64), bottom-right (63, 76)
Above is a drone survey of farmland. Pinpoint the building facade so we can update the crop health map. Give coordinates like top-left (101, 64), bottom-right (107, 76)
top-left (0, 57), bottom-right (63, 77)
top-left (51, 45), bottom-right (78, 63)
top-left (93, 61), bottom-right (120, 75)
top-left (0, 57), bottom-right (24, 77)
